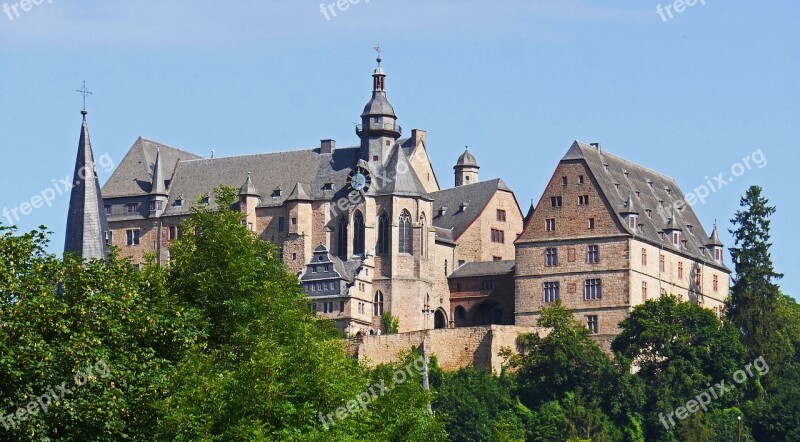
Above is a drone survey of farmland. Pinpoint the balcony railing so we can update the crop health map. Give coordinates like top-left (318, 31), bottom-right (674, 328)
top-left (355, 123), bottom-right (402, 136)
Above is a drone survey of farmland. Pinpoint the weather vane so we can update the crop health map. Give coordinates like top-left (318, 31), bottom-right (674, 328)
top-left (374, 46), bottom-right (382, 64)
top-left (76, 81), bottom-right (92, 112)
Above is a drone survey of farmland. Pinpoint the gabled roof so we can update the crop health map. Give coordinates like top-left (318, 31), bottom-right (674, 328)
top-left (102, 137), bottom-right (203, 197)
top-left (429, 178), bottom-right (511, 241)
top-left (449, 260), bottom-right (515, 278)
top-left (562, 141), bottom-right (727, 270)
top-left (372, 144), bottom-right (429, 198)
top-left (239, 173), bottom-right (259, 197)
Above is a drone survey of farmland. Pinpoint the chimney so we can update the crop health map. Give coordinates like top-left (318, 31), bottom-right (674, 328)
top-left (320, 139), bottom-right (336, 154)
top-left (590, 142), bottom-right (602, 152)
top-left (411, 129), bottom-right (427, 147)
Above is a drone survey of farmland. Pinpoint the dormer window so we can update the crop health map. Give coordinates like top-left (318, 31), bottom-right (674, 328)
top-left (645, 209), bottom-right (652, 218)
top-left (686, 224), bottom-right (693, 233)
top-left (715, 249), bottom-right (723, 261)
top-left (673, 232), bottom-right (681, 245)
top-left (628, 215), bottom-right (639, 230)
top-left (323, 183), bottom-right (333, 191)
top-left (175, 199), bottom-right (184, 207)
top-left (272, 189), bottom-right (282, 198)
top-left (200, 195), bottom-right (209, 205)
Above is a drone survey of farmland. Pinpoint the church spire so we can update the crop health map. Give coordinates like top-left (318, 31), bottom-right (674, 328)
top-left (359, 50), bottom-right (400, 164)
top-left (64, 107), bottom-right (109, 259)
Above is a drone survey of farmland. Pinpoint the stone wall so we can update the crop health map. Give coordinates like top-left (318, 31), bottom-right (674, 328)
top-left (348, 325), bottom-right (547, 373)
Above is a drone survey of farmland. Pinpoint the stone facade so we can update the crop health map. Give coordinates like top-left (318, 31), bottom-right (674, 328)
top-left (349, 325), bottom-right (548, 373)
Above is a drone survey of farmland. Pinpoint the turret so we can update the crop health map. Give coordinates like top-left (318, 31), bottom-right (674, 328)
top-left (706, 224), bottom-right (724, 262)
top-left (454, 147), bottom-right (479, 186)
top-left (358, 55), bottom-right (401, 165)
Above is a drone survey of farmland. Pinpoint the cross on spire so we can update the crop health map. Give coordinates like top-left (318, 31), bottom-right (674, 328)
top-left (76, 81), bottom-right (92, 114)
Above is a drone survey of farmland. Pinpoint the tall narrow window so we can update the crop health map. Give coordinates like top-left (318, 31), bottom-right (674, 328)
top-left (587, 245), bottom-right (599, 264)
top-left (337, 216), bottom-right (348, 258)
top-left (660, 255), bottom-right (666, 273)
top-left (678, 262), bottom-right (684, 279)
top-left (377, 211), bottom-right (390, 255)
top-left (545, 248), bottom-right (558, 267)
top-left (585, 279), bottom-right (602, 300)
top-left (543, 282), bottom-right (560, 303)
top-left (587, 315), bottom-right (599, 334)
top-left (641, 248), bottom-right (647, 266)
top-left (546, 218), bottom-right (556, 232)
top-left (642, 281), bottom-right (648, 302)
top-left (399, 210), bottom-right (413, 254)
top-left (353, 211), bottom-right (365, 255)
top-left (374, 291), bottom-right (384, 316)
top-left (420, 213), bottom-right (427, 257)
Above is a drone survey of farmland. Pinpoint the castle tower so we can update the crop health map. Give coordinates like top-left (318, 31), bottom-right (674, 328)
top-left (64, 109), bottom-right (109, 259)
top-left (454, 148), bottom-right (479, 186)
top-left (358, 55), bottom-right (401, 165)
top-left (706, 224), bottom-right (724, 263)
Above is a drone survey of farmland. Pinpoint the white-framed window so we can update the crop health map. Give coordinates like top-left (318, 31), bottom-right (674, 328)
top-left (584, 279), bottom-right (602, 300)
top-left (543, 282), bottom-right (560, 303)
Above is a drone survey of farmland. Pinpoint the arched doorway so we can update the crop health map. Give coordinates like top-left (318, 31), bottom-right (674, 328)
top-left (454, 306), bottom-right (467, 327)
top-left (434, 309), bottom-right (447, 329)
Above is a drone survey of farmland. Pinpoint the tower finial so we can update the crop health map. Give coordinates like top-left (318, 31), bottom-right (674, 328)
top-left (374, 46), bottom-right (382, 65)
top-left (76, 81), bottom-right (92, 117)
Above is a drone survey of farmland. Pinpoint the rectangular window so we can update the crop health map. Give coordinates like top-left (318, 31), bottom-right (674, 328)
top-left (642, 281), bottom-right (648, 302)
top-left (641, 248), bottom-right (647, 266)
top-left (550, 196), bottom-right (563, 208)
top-left (309, 303), bottom-right (317, 313)
top-left (149, 201), bottom-right (163, 212)
top-left (491, 229), bottom-right (505, 243)
top-left (481, 280), bottom-right (497, 291)
top-left (585, 279), bottom-right (602, 300)
top-left (104, 205), bottom-right (112, 215)
top-left (544, 282), bottom-right (560, 303)
top-left (696, 268), bottom-right (702, 286)
top-left (340, 301), bottom-right (345, 313)
top-left (126, 203), bottom-right (139, 214)
top-left (588, 218), bottom-right (595, 230)
top-left (126, 229), bottom-right (140, 246)
top-left (561, 177), bottom-right (568, 186)
top-left (105, 230), bottom-right (113, 246)
top-left (545, 247), bottom-right (558, 267)
top-left (497, 209), bottom-right (507, 222)
top-left (493, 256), bottom-right (503, 261)
top-left (578, 175), bottom-right (585, 184)
top-left (291, 218), bottom-right (297, 225)
top-left (587, 315), bottom-right (599, 334)
top-left (587, 245), bottom-right (599, 264)
top-left (713, 274), bottom-right (719, 292)
top-left (175, 199), bottom-right (184, 207)
top-left (578, 195), bottom-right (589, 205)
top-left (169, 225), bottom-right (180, 240)
top-left (678, 262), bottom-right (684, 279)
top-left (278, 217), bottom-right (286, 232)
top-left (660, 255), bottom-right (666, 273)
top-left (546, 218), bottom-right (556, 232)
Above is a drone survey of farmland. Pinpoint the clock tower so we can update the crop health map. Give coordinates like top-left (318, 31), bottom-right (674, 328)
top-left (357, 55), bottom-right (401, 166)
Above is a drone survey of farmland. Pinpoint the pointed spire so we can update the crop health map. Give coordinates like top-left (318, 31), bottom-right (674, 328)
top-left (239, 172), bottom-right (260, 198)
top-left (665, 207), bottom-right (682, 231)
top-left (524, 199), bottom-right (535, 224)
top-left (150, 148), bottom-right (166, 195)
top-left (621, 191), bottom-right (638, 215)
top-left (64, 111), bottom-right (109, 260)
top-left (706, 223), bottom-right (723, 247)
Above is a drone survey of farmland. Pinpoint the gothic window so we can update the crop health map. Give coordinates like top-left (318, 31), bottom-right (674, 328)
top-left (377, 211), bottom-right (390, 255)
top-left (419, 213), bottom-right (427, 257)
top-left (337, 216), bottom-right (348, 258)
top-left (353, 211), bottom-right (365, 256)
top-left (374, 291), bottom-right (384, 316)
top-left (399, 210), bottom-right (413, 254)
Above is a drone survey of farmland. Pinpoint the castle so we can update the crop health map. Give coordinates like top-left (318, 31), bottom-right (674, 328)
top-left (64, 57), bottom-right (730, 339)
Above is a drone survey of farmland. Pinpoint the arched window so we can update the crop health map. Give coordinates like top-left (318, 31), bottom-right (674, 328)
top-left (353, 211), bottom-right (365, 256)
top-left (337, 216), bottom-right (348, 258)
top-left (374, 291), bottom-right (384, 316)
top-left (399, 210), bottom-right (413, 254)
top-left (377, 211), bottom-right (390, 255)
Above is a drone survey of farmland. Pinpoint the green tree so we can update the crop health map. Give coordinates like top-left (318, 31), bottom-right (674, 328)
top-left (155, 187), bottom-right (441, 441)
top-left (0, 226), bottom-right (200, 441)
top-left (728, 185), bottom-right (792, 369)
top-left (381, 313), bottom-right (400, 335)
top-left (612, 296), bottom-right (746, 441)
top-left (433, 365), bottom-right (531, 442)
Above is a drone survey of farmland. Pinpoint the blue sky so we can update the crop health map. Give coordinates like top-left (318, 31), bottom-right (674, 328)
top-left (0, 1), bottom-right (797, 297)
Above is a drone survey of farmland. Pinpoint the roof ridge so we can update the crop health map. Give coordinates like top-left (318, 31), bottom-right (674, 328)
top-left (576, 141), bottom-right (678, 185)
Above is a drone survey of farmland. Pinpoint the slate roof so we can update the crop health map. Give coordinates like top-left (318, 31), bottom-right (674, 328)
top-left (64, 114), bottom-right (109, 259)
top-left (429, 178), bottom-right (512, 241)
top-left (455, 149), bottom-right (479, 168)
top-left (362, 91), bottom-right (396, 117)
top-left (372, 144), bottom-right (429, 198)
top-left (562, 141), bottom-right (728, 270)
top-left (450, 260), bottom-right (515, 278)
top-left (102, 137), bottom-right (203, 198)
